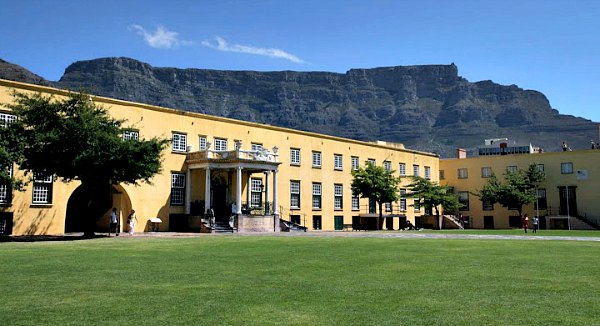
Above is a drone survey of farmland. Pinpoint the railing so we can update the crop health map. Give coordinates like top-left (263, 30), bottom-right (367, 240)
top-left (279, 206), bottom-right (308, 227)
top-left (544, 206), bottom-right (599, 229)
top-left (241, 201), bottom-right (274, 216)
top-left (186, 145), bottom-right (279, 163)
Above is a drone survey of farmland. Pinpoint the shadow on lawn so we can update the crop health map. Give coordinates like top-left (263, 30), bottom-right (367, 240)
top-left (0, 233), bottom-right (110, 243)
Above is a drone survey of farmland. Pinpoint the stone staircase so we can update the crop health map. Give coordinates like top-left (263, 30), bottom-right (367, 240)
top-left (212, 221), bottom-right (234, 233)
top-left (280, 219), bottom-right (307, 232)
top-left (442, 215), bottom-right (464, 229)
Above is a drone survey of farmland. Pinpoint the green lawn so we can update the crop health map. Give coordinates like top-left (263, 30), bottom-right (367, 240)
top-left (417, 229), bottom-right (600, 237)
top-left (1, 236), bottom-right (599, 325)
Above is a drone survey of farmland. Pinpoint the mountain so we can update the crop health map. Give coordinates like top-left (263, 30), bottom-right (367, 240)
top-left (1, 57), bottom-right (597, 157)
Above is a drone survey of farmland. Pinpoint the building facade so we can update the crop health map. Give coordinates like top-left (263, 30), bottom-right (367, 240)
top-left (0, 79), bottom-right (439, 235)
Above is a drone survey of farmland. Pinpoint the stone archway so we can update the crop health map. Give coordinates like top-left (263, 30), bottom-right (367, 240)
top-left (65, 184), bottom-right (132, 234)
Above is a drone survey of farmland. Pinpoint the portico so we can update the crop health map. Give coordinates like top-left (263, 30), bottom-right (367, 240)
top-left (184, 141), bottom-right (281, 232)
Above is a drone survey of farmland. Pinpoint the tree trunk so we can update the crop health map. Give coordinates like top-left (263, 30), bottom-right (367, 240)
top-left (378, 202), bottom-right (383, 230)
top-left (435, 207), bottom-right (441, 230)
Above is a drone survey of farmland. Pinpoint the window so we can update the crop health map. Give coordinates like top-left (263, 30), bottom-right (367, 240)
top-left (250, 178), bottom-right (263, 207)
top-left (0, 165), bottom-right (12, 204)
top-left (385, 202), bottom-right (392, 212)
top-left (334, 154), bottom-right (343, 170)
top-left (312, 183), bottom-right (322, 209)
top-left (214, 138), bottom-right (228, 151)
top-left (352, 195), bottom-right (359, 210)
top-left (414, 198), bottom-right (420, 212)
top-left (290, 181), bottom-right (300, 209)
top-left (291, 215), bottom-right (301, 225)
top-left (458, 168), bottom-right (468, 179)
top-left (366, 159), bottom-right (376, 166)
top-left (123, 130), bottom-right (139, 141)
top-left (458, 191), bottom-right (469, 211)
top-left (561, 162), bottom-right (573, 174)
top-left (424, 166), bottom-right (431, 179)
top-left (172, 133), bottom-right (187, 152)
top-left (399, 189), bottom-right (407, 211)
top-left (399, 163), bottom-right (406, 176)
top-left (251, 143), bottom-right (262, 151)
top-left (481, 167), bottom-right (492, 178)
top-left (312, 151), bottom-right (322, 168)
top-left (483, 200), bottom-right (494, 211)
top-left (535, 189), bottom-right (547, 210)
top-left (170, 173), bottom-right (186, 205)
top-left (383, 161), bottom-right (392, 172)
top-left (312, 215), bottom-right (322, 230)
top-left (0, 113), bottom-right (16, 127)
top-left (413, 165), bottom-right (419, 177)
top-left (439, 170), bottom-right (445, 180)
top-left (199, 136), bottom-right (207, 151)
top-left (290, 148), bottom-right (301, 165)
top-left (506, 166), bottom-right (518, 173)
top-left (351, 156), bottom-right (359, 170)
top-left (32, 173), bottom-right (53, 204)
top-left (334, 184), bottom-right (343, 209)
top-left (536, 164), bottom-right (545, 172)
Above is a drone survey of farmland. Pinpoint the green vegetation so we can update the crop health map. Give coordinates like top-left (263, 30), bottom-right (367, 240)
top-left (1, 236), bottom-right (599, 325)
top-left (418, 229), bottom-right (600, 237)
top-left (405, 176), bottom-right (462, 229)
top-left (351, 163), bottom-right (401, 229)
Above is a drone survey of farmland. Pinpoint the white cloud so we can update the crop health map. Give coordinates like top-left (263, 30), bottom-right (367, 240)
top-left (130, 24), bottom-right (191, 49)
top-left (201, 36), bottom-right (304, 64)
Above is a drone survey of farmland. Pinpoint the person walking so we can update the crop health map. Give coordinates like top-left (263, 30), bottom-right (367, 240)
top-left (522, 213), bottom-right (529, 233)
top-left (127, 210), bottom-right (137, 236)
top-left (532, 216), bottom-right (539, 233)
top-left (109, 208), bottom-right (119, 236)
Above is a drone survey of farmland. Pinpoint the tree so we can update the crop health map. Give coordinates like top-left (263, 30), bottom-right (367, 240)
top-left (405, 176), bottom-right (462, 229)
top-left (478, 164), bottom-right (545, 218)
top-left (0, 91), bottom-right (169, 235)
top-left (351, 163), bottom-right (401, 230)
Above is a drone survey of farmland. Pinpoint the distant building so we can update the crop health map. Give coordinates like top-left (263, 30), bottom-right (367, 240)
top-left (477, 138), bottom-right (540, 156)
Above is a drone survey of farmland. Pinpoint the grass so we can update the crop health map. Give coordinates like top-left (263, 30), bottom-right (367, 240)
top-left (416, 229), bottom-right (600, 237)
top-left (1, 235), bottom-right (599, 325)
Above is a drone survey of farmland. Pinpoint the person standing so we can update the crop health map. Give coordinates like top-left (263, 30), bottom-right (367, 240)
top-left (522, 213), bottom-right (529, 233)
top-left (532, 216), bottom-right (539, 233)
top-left (127, 210), bottom-right (137, 236)
top-left (109, 208), bottom-right (119, 236)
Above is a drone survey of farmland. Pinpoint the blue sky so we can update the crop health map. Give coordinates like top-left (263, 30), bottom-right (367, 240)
top-left (1, 0), bottom-right (599, 122)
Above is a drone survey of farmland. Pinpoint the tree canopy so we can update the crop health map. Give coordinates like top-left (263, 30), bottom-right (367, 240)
top-left (0, 91), bottom-right (169, 186)
top-left (405, 176), bottom-right (462, 217)
top-left (351, 163), bottom-right (401, 229)
top-left (478, 163), bottom-right (545, 217)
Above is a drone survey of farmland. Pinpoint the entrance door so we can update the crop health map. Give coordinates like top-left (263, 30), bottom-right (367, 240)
top-left (558, 186), bottom-right (577, 216)
top-left (334, 216), bottom-right (343, 230)
top-left (212, 185), bottom-right (228, 223)
top-left (484, 216), bottom-right (494, 229)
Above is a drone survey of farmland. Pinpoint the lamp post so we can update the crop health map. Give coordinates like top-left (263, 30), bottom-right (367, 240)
top-left (566, 186), bottom-right (571, 231)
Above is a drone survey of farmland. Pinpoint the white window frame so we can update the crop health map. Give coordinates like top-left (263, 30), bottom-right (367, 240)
top-left (481, 167), bottom-right (492, 178)
top-left (172, 133), bottom-right (187, 152)
top-left (290, 148), bottom-right (301, 165)
top-left (352, 195), bottom-right (359, 210)
top-left (0, 165), bottom-right (12, 203)
top-left (561, 162), bottom-right (573, 174)
top-left (334, 154), bottom-right (343, 170)
top-left (290, 181), bottom-right (300, 209)
top-left (0, 113), bottom-right (16, 127)
top-left (334, 184), bottom-right (343, 209)
top-left (439, 170), bottom-right (445, 180)
top-left (413, 164), bottom-right (420, 177)
top-left (250, 178), bottom-right (262, 207)
top-left (400, 189), bottom-right (407, 211)
top-left (251, 143), bottom-right (263, 151)
top-left (170, 172), bottom-right (186, 206)
top-left (312, 183), bottom-right (322, 209)
top-left (199, 136), bottom-right (207, 151)
top-left (399, 163), bottom-right (406, 176)
top-left (424, 166), bottom-right (431, 179)
top-left (458, 168), bottom-right (468, 179)
top-left (123, 130), bottom-right (139, 141)
top-left (506, 165), bottom-right (518, 173)
top-left (383, 161), bottom-right (392, 172)
top-left (214, 138), bottom-right (228, 151)
top-left (351, 156), bottom-right (359, 170)
top-left (32, 173), bottom-right (53, 204)
top-left (366, 159), bottom-right (376, 166)
top-left (312, 151), bottom-right (322, 168)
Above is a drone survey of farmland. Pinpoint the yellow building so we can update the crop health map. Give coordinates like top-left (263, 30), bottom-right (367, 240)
top-left (440, 149), bottom-right (600, 229)
top-left (0, 79), bottom-right (439, 236)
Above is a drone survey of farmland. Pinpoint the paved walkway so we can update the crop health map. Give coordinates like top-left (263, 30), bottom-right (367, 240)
top-left (131, 230), bottom-right (600, 242)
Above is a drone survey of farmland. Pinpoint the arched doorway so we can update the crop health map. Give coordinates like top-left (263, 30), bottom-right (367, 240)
top-left (65, 184), bottom-right (132, 234)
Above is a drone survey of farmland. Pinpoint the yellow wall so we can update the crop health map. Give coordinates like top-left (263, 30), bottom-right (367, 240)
top-left (0, 79), bottom-right (438, 235)
top-left (440, 150), bottom-right (600, 228)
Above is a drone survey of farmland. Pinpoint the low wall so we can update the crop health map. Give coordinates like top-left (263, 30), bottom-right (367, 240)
top-left (238, 215), bottom-right (280, 232)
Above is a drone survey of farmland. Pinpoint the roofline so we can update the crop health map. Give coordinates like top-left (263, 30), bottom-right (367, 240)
top-left (0, 78), bottom-right (438, 158)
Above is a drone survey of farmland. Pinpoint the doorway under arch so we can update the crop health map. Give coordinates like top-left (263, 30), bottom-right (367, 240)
top-left (65, 184), bottom-right (132, 234)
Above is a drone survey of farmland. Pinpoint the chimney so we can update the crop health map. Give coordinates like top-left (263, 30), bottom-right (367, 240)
top-left (456, 148), bottom-right (467, 159)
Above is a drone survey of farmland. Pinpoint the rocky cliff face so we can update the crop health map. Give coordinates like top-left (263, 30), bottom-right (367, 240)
top-left (1, 57), bottom-right (597, 157)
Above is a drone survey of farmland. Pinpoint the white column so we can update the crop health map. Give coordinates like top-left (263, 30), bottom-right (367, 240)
top-left (204, 167), bottom-right (211, 213)
top-left (264, 171), bottom-right (270, 213)
top-left (272, 169), bottom-right (279, 215)
top-left (247, 172), bottom-right (252, 205)
top-left (236, 166), bottom-right (243, 214)
top-left (185, 168), bottom-right (192, 214)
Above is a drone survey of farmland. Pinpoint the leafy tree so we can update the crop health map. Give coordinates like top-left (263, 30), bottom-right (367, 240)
top-left (351, 163), bottom-right (401, 230)
top-left (478, 164), bottom-right (545, 217)
top-left (405, 176), bottom-right (462, 229)
top-left (0, 91), bottom-right (169, 235)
